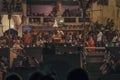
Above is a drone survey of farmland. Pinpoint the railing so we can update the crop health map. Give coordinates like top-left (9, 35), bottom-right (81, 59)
top-left (27, 16), bottom-right (91, 26)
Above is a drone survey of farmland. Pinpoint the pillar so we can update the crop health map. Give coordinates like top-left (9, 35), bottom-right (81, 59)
top-left (57, 0), bottom-right (62, 18)
top-left (22, 0), bottom-right (27, 24)
top-left (0, 0), bottom-right (2, 12)
top-left (17, 0), bottom-right (27, 37)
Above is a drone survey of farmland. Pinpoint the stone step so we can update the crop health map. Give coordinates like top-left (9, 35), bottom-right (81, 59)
top-left (86, 57), bottom-right (104, 63)
top-left (86, 63), bottom-right (103, 72)
top-left (87, 52), bottom-right (105, 56)
top-left (88, 73), bottom-right (120, 80)
top-left (88, 73), bottom-right (101, 80)
top-left (99, 74), bottom-right (120, 80)
top-left (86, 52), bottom-right (105, 63)
top-left (86, 63), bottom-right (120, 80)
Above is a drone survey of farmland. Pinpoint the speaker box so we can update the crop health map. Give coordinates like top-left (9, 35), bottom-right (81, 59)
top-left (42, 43), bottom-right (55, 54)
top-left (0, 48), bottom-right (10, 67)
top-left (42, 54), bottom-right (80, 80)
top-left (107, 47), bottom-right (120, 59)
top-left (23, 47), bottom-right (43, 63)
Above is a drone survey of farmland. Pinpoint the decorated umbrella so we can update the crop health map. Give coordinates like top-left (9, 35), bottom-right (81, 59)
top-left (4, 29), bottom-right (18, 36)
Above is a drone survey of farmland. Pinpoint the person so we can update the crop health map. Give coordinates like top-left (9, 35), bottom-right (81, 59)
top-left (22, 57), bottom-right (31, 67)
top-left (42, 74), bottom-right (55, 80)
top-left (87, 36), bottom-right (95, 52)
top-left (56, 28), bottom-right (64, 39)
top-left (67, 68), bottom-right (89, 80)
top-left (96, 29), bottom-right (103, 47)
top-left (98, 54), bottom-right (116, 80)
top-left (23, 31), bottom-right (31, 46)
top-left (5, 74), bottom-right (22, 80)
top-left (31, 57), bottom-right (39, 67)
top-left (12, 39), bottom-right (23, 54)
top-left (28, 72), bottom-right (44, 80)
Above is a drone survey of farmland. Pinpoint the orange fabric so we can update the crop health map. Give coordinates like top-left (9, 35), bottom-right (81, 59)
top-left (24, 33), bottom-right (31, 44)
top-left (87, 38), bottom-right (95, 52)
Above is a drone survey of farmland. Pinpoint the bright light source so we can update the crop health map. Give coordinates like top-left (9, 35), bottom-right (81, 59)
top-left (11, 25), bottom-right (14, 28)
top-left (73, 0), bottom-right (77, 1)
top-left (59, 18), bottom-right (64, 23)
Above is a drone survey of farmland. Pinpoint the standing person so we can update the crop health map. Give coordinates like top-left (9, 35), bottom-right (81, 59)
top-left (31, 30), bottom-right (38, 46)
top-left (105, 29), bottom-right (114, 46)
top-left (23, 31), bottom-right (31, 46)
top-left (87, 36), bottom-right (95, 52)
top-left (96, 29), bottom-right (103, 47)
top-left (23, 57), bottom-right (30, 67)
top-left (31, 57), bottom-right (39, 67)
top-left (12, 38), bottom-right (23, 55)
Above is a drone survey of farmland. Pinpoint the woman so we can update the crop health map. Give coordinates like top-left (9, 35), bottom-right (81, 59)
top-left (87, 36), bottom-right (95, 52)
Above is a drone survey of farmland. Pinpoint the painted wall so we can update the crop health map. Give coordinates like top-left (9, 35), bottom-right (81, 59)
top-left (92, 0), bottom-right (120, 30)
top-left (30, 5), bottom-right (79, 16)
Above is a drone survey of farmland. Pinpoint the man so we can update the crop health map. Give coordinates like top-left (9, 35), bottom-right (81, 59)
top-left (96, 29), bottom-right (103, 47)
top-left (12, 39), bottom-right (23, 55)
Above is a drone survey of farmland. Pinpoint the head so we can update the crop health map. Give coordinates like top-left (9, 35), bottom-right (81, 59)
top-left (5, 74), bottom-right (22, 80)
top-left (42, 75), bottom-right (55, 80)
top-left (67, 68), bottom-right (89, 80)
top-left (29, 72), bottom-right (44, 80)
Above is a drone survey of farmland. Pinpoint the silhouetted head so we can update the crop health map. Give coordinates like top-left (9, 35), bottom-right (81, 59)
top-left (5, 74), bottom-right (22, 80)
top-left (67, 68), bottom-right (89, 80)
top-left (42, 75), bottom-right (55, 80)
top-left (29, 72), bottom-right (44, 80)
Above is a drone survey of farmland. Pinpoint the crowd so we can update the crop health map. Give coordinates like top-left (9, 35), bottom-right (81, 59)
top-left (0, 21), bottom-right (120, 80)
top-left (0, 24), bottom-right (120, 50)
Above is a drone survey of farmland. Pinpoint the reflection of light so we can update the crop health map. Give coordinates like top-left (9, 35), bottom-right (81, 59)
top-left (60, 18), bottom-right (64, 23)
top-left (56, 18), bottom-right (64, 23)
top-left (53, 19), bottom-right (58, 27)
top-left (11, 25), bottom-right (14, 28)
top-left (73, 0), bottom-right (77, 1)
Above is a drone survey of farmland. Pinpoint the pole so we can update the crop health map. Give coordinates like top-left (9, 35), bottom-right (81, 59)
top-left (78, 0), bottom-right (86, 68)
top-left (82, 0), bottom-right (87, 40)
top-left (118, 8), bottom-right (120, 30)
top-left (57, 0), bottom-right (62, 17)
top-left (78, 0), bottom-right (93, 68)
top-left (8, 0), bottom-right (12, 48)
top-left (8, 14), bottom-right (11, 47)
